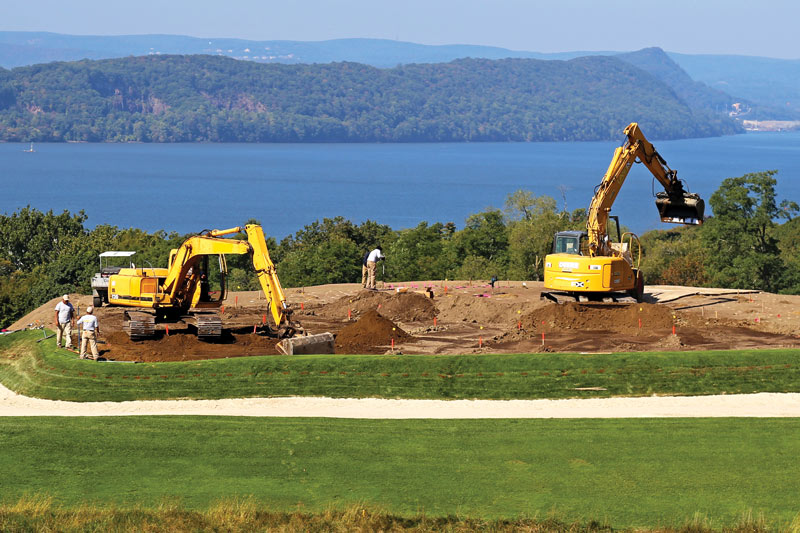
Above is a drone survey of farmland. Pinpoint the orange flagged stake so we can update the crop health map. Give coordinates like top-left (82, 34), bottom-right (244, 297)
top-left (165, 324), bottom-right (169, 336)
top-left (253, 324), bottom-right (257, 334)
top-left (518, 321), bottom-right (521, 331)
top-left (638, 318), bottom-right (641, 329)
top-left (221, 305), bottom-right (225, 314)
top-left (300, 302), bottom-right (304, 310)
top-left (434, 317), bottom-right (438, 327)
top-left (672, 325), bottom-right (676, 335)
top-left (262, 314), bottom-right (267, 324)
top-left (479, 336), bottom-right (483, 348)
top-left (348, 309), bottom-right (352, 320)
top-left (235, 296), bottom-right (238, 308)
top-left (391, 337), bottom-right (395, 352)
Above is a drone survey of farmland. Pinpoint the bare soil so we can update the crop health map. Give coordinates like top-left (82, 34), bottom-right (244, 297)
top-left (9, 281), bottom-right (800, 361)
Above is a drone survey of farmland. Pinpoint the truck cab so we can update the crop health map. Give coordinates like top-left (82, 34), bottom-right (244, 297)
top-left (91, 251), bottom-right (136, 307)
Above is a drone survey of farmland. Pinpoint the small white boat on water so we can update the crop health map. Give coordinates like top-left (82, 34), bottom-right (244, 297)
top-left (23, 142), bottom-right (35, 153)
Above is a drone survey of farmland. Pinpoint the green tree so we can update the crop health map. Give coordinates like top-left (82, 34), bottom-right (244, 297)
top-left (386, 222), bottom-right (452, 281)
top-left (504, 191), bottom-right (568, 281)
top-left (701, 170), bottom-right (798, 291)
top-left (0, 207), bottom-right (87, 270)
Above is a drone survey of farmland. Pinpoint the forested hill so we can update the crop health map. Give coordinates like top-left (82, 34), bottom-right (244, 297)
top-left (0, 54), bottom-right (740, 143)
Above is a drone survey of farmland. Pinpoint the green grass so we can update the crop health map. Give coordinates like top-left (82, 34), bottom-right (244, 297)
top-left (1, 417), bottom-right (799, 529)
top-left (3, 330), bottom-right (800, 401)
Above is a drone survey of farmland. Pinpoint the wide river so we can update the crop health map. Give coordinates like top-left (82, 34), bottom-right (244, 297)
top-left (3, 132), bottom-right (799, 239)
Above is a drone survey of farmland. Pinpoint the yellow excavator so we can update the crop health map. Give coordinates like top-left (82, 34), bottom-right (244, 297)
top-left (542, 122), bottom-right (704, 303)
top-left (103, 224), bottom-right (333, 353)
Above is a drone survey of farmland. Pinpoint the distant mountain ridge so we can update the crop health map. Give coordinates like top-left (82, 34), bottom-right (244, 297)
top-left (0, 32), bottom-right (796, 117)
top-left (0, 54), bottom-right (740, 143)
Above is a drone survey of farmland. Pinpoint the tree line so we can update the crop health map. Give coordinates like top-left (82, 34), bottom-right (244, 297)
top-left (0, 54), bottom-right (741, 143)
top-left (0, 170), bottom-right (797, 330)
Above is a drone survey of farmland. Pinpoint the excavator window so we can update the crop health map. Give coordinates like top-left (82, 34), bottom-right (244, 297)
top-left (553, 234), bottom-right (582, 255)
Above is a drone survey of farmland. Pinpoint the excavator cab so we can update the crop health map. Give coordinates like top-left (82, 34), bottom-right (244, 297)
top-left (656, 192), bottom-right (705, 225)
top-left (552, 231), bottom-right (587, 255)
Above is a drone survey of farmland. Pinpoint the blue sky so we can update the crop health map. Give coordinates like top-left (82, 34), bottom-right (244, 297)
top-left (3, 0), bottom-right (799, 59)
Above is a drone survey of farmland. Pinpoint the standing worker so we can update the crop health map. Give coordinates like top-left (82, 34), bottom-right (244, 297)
top-left (76, 306), bottom-right (100, 360)
top-left (365, 246), bottom-right (385, 290)
top-left (361, 249), bottom-right (370, 288)
top-left (54, 294), bottom-right (75, 349)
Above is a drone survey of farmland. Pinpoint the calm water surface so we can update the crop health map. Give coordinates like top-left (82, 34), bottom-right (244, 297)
top-left (3, 132), bottom-right (799, 239)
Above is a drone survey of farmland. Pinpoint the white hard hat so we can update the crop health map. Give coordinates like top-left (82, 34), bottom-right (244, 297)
top-left (62, 294), bottom-right (70, 301)
top-left (86, 306), bottom-right (94, 314)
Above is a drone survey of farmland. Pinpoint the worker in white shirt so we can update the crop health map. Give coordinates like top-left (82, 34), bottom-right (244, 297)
top-left (76, 306), bottom-right (100, 360)
top-left (54, 294), bottom-right (75, 349)
top-left (365, 246), bottom-right (385, 290)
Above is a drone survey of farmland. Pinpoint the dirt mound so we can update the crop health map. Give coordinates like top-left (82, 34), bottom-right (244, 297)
top-left (335, 310), bottom-right (413, 354)
top-left (102, 330), bottom-right (280, 362)
top-left (320, 291), bottom-right (436, 323)
top-left (522, 302), bottom-right (678, 333)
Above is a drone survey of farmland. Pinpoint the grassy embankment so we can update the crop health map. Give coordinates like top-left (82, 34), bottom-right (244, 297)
top-left (2, 330), bottom-right (800, 401)
top-left (2, 417), bottom-right (800, 529)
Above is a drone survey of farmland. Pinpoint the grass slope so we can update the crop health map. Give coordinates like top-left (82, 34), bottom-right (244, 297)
top-left (2, 330), bottom-right (800, 401)
top-left (1, 417), bottom-right (799, 528)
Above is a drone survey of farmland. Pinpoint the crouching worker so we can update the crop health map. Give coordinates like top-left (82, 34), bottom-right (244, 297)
top-left (77, 306), bottom-right (100, 360)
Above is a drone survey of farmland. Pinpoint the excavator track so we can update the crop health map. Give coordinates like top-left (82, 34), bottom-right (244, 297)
top-left (191, 313), bottom-right (223, 339)
top-left (540, 291), bottom-right (637, 305)
top-left (122, 311), bottom-right (156, 340)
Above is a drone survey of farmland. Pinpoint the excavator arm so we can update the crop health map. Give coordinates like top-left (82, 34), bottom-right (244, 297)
top-left (199, 225), bottom-right (294, 334)
top-left (586, 122), bottom-right (704, 257)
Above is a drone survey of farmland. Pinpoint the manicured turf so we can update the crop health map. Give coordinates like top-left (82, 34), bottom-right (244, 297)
top-left (1, 417), bottom-right (798, 528)
top-left (2, 330), bottom-right (800, 401)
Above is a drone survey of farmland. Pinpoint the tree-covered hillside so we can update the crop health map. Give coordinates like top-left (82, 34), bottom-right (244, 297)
top-left (0, 54), bottom-right (740, 143)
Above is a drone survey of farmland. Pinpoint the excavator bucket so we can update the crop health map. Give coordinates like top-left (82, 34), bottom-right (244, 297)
top-left (277, 332), bottom-right (335, 355)
top-left (655, 192), bottom-right (705, 225)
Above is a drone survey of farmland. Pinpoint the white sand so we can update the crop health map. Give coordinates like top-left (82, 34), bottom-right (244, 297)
top-left (1, 383), bottom-right (799, 418)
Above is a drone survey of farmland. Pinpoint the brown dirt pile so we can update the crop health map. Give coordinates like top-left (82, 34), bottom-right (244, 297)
top-left (335, 310), bottom-right (413, 354)
top-left (320, 291), bottom-right (436, 323)
top-left (522, 302), bottom-right (678, 333)
top-left (103, 330), bottom-right (279, 362)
